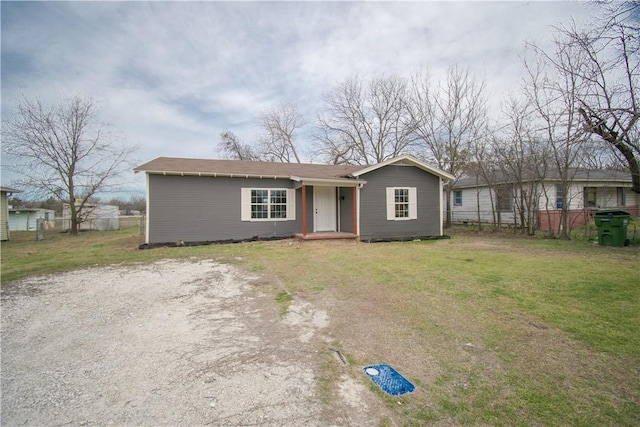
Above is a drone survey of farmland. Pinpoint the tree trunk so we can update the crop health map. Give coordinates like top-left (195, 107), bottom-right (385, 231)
top-left (444, 187), bottom-right (452, 228)
top-left (68, 197), bottom-right (78, 235)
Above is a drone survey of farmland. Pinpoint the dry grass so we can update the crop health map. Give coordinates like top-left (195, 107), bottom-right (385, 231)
top-left (247, 237), bottom-right (639, 426)
top-left (2, 229), bottom-right (639, 425)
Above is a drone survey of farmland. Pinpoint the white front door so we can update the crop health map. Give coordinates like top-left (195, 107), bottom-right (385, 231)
top-left (314, 186), bottom-right (336, 232)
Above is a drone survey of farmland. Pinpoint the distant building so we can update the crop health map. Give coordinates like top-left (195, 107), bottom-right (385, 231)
top-left (61, 203), bottom-right (120, 231)
top-left (449, 169), bottom-right (638, 230)
top-left (9, 208), bottom-right (56, 231)
top-left (1, 186), bottom-right (22, 241)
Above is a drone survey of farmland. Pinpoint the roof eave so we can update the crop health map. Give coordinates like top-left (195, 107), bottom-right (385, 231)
top-left (1, 186), bottom-right (23, 193)
top-left (138, 170), bottom-right (291, 180)
top-left (290, 176), bottom-right (367, 187)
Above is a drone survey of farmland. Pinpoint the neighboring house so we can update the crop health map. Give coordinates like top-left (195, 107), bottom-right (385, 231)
top-left (1, 186), bottom-right (22, 241)
top-left (133, 155), bottom-right (454, 244)
top-left (8, 208), bottom-right (56, 231)
top-left (450, 169), bottom-right (639, 230)
top-left (61, 203), bottom-right (120, 231)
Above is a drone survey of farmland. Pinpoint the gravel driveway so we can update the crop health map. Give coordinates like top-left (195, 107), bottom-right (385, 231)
top-left (1, 259), bottom-right (379, 426)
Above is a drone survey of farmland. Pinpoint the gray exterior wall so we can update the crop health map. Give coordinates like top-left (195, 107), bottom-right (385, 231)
top-left (148, 174), bottom-right (302, 243)
top-left (146, 164), bottom-right (441, 243)
top-left (359, 165), bottom-right (442, 240)
top-left (339, 187), bottom-right (355, 233)
top-left (304, 185), bottom-right (314, 233)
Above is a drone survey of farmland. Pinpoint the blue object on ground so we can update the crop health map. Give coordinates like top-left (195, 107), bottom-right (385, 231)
top-left (363, 364), bottom-right (415, 396)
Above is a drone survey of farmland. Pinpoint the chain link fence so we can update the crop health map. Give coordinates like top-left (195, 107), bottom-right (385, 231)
top-left (31, 215), bottom-right (145, 240)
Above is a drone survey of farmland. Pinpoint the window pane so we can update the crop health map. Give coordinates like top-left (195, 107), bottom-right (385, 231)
top-left (395, 205), bottom-right (408, 217)
top-left (251, 205), bottom-right (268, 219)
top-left (454, 190), bottom-right (462, 206)
top-left (270, 204), bottom-right (287, 218)
top-left (270, 190), bottom-right (287, 218)
top-left (251, 190), bottom-right (268, 203)
top-left (395, 188), bottom-right (408, 202)
top-left (251, 190), bottom-right (268, 218)
top-left (270, 190), bottom-right (286, 204)
top-left (556, 185), bottom-right (563, 209)
top-left (395, 188), bottom-right (409, 218)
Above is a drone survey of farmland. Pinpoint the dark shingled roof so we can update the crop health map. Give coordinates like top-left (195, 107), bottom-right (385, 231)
top-left (134, 157), bottom-right (365, 180)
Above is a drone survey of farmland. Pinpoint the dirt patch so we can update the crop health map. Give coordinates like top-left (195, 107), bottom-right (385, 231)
top-left (1, 259), bottom-right (383, 426)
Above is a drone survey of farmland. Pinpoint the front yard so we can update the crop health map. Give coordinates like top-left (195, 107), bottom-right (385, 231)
top-left (2, 228), bottom-right (638, 426)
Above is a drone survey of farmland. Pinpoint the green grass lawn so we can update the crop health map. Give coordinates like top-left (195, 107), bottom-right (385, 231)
top-left (2, 228), bottom-right (639, 426)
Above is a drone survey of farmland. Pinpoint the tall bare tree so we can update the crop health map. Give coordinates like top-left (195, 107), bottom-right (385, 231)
top-left (315, 75), bottom-right (414, 165)
top-left (408, 65), bottom-right (488, 227)
top-left (218, 104), bottom-right (304, 163)
top-left (531, 1), bottom-right (639, 193)
top-left (218, 130), bottom-right (260, 161)
top-left (522, 48), bottom-right (587, 239)
top-left (259, 103), bottom-right (304, 163)
top-left (2, 95), bottom-right (137, 235)
top-left (489, 96), bottom-right (548, 235)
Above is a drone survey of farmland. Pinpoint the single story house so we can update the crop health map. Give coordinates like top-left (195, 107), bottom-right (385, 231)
top-left (1, 186), bottom-right (22, 241)
top-left (449, 169), bottom-right (639, 230)
top-left (8, 208), bottom-right (56, 231)
top-left (133, 155), bottom-right (454, 244)
top-left (61, 203), bottom-right (120, 231)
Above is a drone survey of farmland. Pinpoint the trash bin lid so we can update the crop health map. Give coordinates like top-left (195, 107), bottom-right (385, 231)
top-left (594, 209), bottom-right (631, 217)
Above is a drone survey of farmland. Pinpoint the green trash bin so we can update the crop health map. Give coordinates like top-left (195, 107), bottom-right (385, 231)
top-left (594, 210), bottom-right (631, 247)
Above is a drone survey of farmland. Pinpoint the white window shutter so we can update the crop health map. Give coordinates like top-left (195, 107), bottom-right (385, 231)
top-left (408, 187), bottom-right (417, 219)
top-left (287, 189), bottom-right (296, 220)
top-left (241, 188), bottom-right (251, 221)
top-left (386, 187), bottom-right (395, 220)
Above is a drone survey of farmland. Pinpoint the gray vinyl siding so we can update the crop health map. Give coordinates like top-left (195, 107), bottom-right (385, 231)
top-left (147, 174), bottom-right (301, 243)
top-left (359, 165), bottom-right (441, 240)
top-left (339, 187), bottom-right (355, 233)
top-left (304, 185), bottom-right (314, 233)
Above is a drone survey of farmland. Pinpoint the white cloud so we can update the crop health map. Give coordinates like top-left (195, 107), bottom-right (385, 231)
top-left (2, 0), bottom-right (596, 194)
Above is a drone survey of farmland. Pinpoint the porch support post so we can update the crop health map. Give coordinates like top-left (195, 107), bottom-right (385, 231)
top-left (352, 186), bottom-right (357, 236)
top-left (302, 184), bottom-right (308, 236)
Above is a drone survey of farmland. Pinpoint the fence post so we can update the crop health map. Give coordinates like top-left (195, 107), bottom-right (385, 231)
top-left (36, 218), bottom-right (44, 241)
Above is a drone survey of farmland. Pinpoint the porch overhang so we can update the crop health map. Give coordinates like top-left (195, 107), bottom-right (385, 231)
top-left (290, 176), bottom-right (366, 188)
top-left (298, 180), bottom-right (361, 239)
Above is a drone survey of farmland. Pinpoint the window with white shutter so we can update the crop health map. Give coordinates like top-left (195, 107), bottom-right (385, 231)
top-left (386, 187), bottom-right (417, 221)
top-left (241, 188), bottom-right (295, 221)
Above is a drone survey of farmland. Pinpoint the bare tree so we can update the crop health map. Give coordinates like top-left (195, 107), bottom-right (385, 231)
top-left (522, 48), bottom-right (587, 239)
top-left (489, 96), bottom-right (548, 235)
top-left (259, 103), bottom-right (304, 163)
top-left (2, 95), bottom-right (137, 235)
top-left (532, 1), bottom-right (639, 193)
top-left (218, 104), bottom-right (304, 163)
top-left (218, 130), bottom-right (260, 161)
top-left (315, 75), bottom-right (414, 165)
top-left (408, 65), bottom-right (488, 227)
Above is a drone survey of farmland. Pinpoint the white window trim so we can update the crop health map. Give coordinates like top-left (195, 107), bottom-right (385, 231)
top-left (241, 188), bottom-right (296, 221)
top-left (386, 187), bottom-right (417, 221)
top-left (454, 190), bottom-right (463, 206)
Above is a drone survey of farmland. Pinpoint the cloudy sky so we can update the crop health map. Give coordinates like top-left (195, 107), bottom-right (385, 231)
top-left (1, 1), bottom-right (594, 196)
